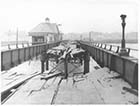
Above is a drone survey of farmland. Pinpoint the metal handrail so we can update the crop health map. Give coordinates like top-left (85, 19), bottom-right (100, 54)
top-left (83, 41), bottom-right (138, 52)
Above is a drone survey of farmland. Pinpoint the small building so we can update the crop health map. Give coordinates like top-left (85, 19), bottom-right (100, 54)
top-left (29, 18), bottom-right (62, 45)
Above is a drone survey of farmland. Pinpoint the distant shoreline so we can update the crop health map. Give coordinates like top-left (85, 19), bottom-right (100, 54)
top-left (93, 40), bottom-right (138, 44)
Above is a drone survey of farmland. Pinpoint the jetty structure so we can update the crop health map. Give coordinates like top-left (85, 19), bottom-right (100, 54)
top-left (1, 15), bottom-right (138, 104)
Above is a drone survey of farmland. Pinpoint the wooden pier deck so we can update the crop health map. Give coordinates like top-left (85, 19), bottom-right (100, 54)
top-left (2, 57), bottom-right (138, 104)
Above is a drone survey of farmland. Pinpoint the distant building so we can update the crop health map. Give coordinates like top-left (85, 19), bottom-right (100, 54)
top-left (28, 18), bottom-right (62, 45)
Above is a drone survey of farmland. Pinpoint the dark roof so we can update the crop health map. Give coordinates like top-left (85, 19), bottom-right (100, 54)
top-left (29, 22), bottom-right (59, 36)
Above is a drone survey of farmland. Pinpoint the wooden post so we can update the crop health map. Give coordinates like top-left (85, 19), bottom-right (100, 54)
top-left (41, 61), bottom-right (45, 73)
top-left (64, 57), bottom-right (68, 79)
top-left (1, 52), bottom-right (3, 70)
top-left (24, 48), bottom-right (26, 61)
top-left (40, 52), bottom-right (46, 73)
top-left (63, 53), bottom-right (69, 79)
top-left (84, 51), bottom-right (90, 74)
top-left (46, 55), bottom-right (49, 70)
top-left (18, 49), bottom-right (21, 64)
top-left (10, 50), bottom-right (13, 67)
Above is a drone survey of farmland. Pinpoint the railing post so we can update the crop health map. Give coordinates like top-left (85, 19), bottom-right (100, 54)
top-left (22, 43), bottom-right (24, 48)
top-left (16, 44), bottom-right (18, 49)
top-left (109, 45), bottom-right (112, 51)
top-left (116, 46), bottom-right (120, 53)
top-left (100, 44), bottom-right (102, 48)
top-left (127, 48), bottom-right (130, 55)
top-left (8, 44), bottom-right (11, 50)
top-left (104, 44), bottom-right (106, 49)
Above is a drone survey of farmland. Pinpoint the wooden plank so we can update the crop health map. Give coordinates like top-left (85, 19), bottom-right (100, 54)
top-left (54, 75), bottom-right (104, 104)
top-left (1, 72), bottom-right (41, 95)
top-left (40, 72), bottom-right (62, 80)
top-left (5, 76), bottom-right (62, 104)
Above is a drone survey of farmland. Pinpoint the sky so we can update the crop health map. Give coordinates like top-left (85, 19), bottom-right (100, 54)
top-left (0, 0), bottom-right (139, 34)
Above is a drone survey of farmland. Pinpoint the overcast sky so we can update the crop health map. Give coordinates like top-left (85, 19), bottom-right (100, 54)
top-left (0, 0), bottom-right (138, 34)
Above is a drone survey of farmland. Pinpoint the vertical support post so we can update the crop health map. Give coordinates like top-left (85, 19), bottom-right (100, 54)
top-left (64, 53), bottom-right (69, 79)
top-left (18, 49), bottom-right (21, 64)
top-left (24, 48), bottom-right (26, 61)
top-left (122, 59), bottom-right (126, 77)
top-left (10, 50), bottom-right (13, 67)
top-left (80, 57), bottom-right (83, 65)
top-left (1, 52), bottom-right (3, 70)
top-left (84, 51), bottom-right (90, 74)
top-left (36, 46), bottom-right (38, 59)
top-left (41, 61), bottom-right (45, 73)
top-left (28, 47), bottom-right (31, 60)
top-left (46, 55), bottom-right (49, 70)
top-left (40, 52), bottom-right (46, 73)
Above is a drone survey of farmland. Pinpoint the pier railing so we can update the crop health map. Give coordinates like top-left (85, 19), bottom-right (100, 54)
top-left (1, 41), bottom-right (61, 71)
top-left (87, 42), bottom-right (138, 56)
top-left (77, 40), bottom-right (138, 89)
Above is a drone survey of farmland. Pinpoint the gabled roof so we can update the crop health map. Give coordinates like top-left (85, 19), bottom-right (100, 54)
top-left (29, 22), bottom-right (59, 36)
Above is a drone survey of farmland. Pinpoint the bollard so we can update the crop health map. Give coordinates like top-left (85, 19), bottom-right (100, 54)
top-left (83, 51), bottom-right (90, 74)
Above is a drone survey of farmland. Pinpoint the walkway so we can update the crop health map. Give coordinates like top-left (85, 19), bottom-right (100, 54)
top-left (2, 57), bottom-right (138, 104)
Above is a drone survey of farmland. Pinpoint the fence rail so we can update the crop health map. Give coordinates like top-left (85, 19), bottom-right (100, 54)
top-left (77, 40), bottom-right (138, 90)
top-left (1, 41), bottom-right (61, 71)
top-left (84, 41), bottom-right (138, 58)
top-left (1, 42), bottom-right (49, 50)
